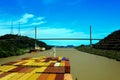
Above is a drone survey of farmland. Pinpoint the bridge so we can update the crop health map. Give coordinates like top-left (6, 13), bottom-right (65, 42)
top-left (0, 25), bottom-right (103, 47)
top-left (34, 26), bottom-right (102, 47)
top-left (37, 38), bottom-right (102, 40)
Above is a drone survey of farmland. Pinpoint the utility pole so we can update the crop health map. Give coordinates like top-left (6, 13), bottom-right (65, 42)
top-left (90, 25), bottom-right (92, 47)
top-left (10, 21), bottom-right (13, 34)
top-left (18, 22), bottom-right (21, 35)
top-left (35, 26), bottom-right (37, 49)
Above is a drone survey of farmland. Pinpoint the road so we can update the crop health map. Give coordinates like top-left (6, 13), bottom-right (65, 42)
top-left (0, 48), bottom-right (120, 80)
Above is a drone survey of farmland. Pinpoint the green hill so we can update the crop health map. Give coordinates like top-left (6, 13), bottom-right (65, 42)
top-left (76, 30), bottom-right (120, 61)
top-left (93, 30), bottom-right (120, 50)
top-left (0, 34), bottom-right (51, 58)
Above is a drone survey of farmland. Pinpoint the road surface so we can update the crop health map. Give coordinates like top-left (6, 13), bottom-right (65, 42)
top-left (0, 48), bottom-right (120, 80)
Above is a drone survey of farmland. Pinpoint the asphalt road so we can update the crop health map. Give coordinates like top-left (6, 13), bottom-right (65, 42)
top-left (0, 48), bottom-right (120, 80)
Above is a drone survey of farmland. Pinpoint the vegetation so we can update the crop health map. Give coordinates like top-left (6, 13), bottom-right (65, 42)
top-left (76, 46), bottom-right (120, 61)
top-left (0, 34), bottom-right (51, 58)
top-left (93, 30), bottom-right (120, 50)
top-left (76, 30), bottom-right (120, 61)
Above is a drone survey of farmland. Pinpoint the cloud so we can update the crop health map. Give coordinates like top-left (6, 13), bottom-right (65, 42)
top-left (23, 27), bottom-right (89, 38)
top-left (0, 12), bottom-right (102, 46)
top-left (30, 21), bottom-right (47, 26)
top-left (15, 13), bottom-right (34, 24)
top-left (36, 27), bottom-right (96, 46)
top-left (34, 17), bottom-right (45, 21)
top-left (0, 13), bottom-right (46, 28)
top-left (15, 13), bottom-right (46, 26)
top-left (30, 16), bottom-right (46, 25)
top-left (20, 27), bottom-right (91, 46)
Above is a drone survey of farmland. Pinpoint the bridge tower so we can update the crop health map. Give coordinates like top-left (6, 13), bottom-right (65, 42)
top-left (90, 25), bottom-right (92, 47)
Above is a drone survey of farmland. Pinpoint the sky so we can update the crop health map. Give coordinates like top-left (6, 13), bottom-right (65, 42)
top-left (0, 0), bottom-right (120, 46)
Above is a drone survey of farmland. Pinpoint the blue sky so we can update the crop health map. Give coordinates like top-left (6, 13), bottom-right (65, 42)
top-left (0, 0), bottom-right (120, 46)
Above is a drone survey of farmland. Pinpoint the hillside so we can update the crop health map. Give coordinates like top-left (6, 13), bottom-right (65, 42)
top-left (93, 30), bottom-right (120, 50)
top-left (76, 30), bottom-right (120, 61)
top-left (0, 34), bottom-right (51, 58)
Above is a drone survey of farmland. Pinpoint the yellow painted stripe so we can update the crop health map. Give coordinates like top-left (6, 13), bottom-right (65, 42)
top-left (0, 72), bottom-right (3, 74)
top-left (3, 66), bottom-right (16, 72)
top-left (23, 62), bottom-right (31, 66)
top-left (30, 67), bottom-right (47, 73)
top-left (60, 61), bottom-right (65, 66)
top-left (17, 73), bottom-right (33, 80)
top-left (30, 68), bottom-right (39, 73)
top-left (13, 61), bottom-right (23, 65)
top-left (49, 61), bottom-right (57, 63)
top-left (36, 67), bottom-right (47, 73)
top-left (0, 66), bottom-right (16, 72)
top-left (0, 73), bottom-right (17, 80)
top-left (27, 73), bottom-right (41, 80)
top-left (38, 63), bottom-right (45, 66)
top-left (43, 62), bottom-right (51, 66)
top-left (59, 57), bottom-right (63, 60)
top-left (0, 66), bottom-right (7, 71)
top-left (8, 73), bottom-right (25, 80)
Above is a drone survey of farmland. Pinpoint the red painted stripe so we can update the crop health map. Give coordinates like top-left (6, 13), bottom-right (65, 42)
top-left (48, 63), bottom-right (55, 67)
top-left (9, 66), bottom-right (24, 72)
top-left (65, 61), bottom-right (70, 66)
top-left (37, 74), bottom-right (48, 80)
top-left (65, 66), bottom-right (70, 73)
top-left (0, 72), bottom-right (10, 78)
top-left (55, 74), bottom-right (64, 80)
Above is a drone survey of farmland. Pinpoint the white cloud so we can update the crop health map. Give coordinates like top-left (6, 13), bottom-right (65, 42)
top-left (20, 27), bottom-right (91, 46)
top-left (0, 13), bottom-right (46, 27)
top-left (24, 27), bottom-right (109, 46)
top-left (37, 27), bottom-right (94, 46)
top-left (34, 17), bottom-right (45, 21)
top-left (0, 12), bottom-right (102, 46)
top-left (24, 27), bottom-right (89, 38)
top-left (16, 13), bottom-right (34, 24)
top-left (30, 21), bottom-right (47, 26)
top-left (16, 13), bottom-right (46, 25)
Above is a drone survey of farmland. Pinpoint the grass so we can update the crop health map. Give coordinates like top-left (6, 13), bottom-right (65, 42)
top-left (76, 46), bottom-right (120, 61)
